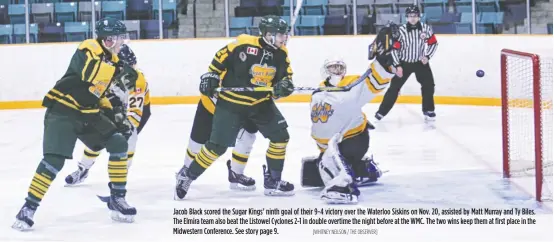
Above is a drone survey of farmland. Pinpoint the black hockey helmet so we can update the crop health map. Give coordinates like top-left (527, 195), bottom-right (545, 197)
top-left (405, 5), bottom-right (420, 16)
top-left (118, 44), bottom-right (137, 66)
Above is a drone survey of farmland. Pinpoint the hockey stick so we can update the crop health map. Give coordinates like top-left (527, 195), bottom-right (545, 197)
top-left (290, 0), bottom-right (303, 28)
top-left (215, 68), bottom-right (372, 93)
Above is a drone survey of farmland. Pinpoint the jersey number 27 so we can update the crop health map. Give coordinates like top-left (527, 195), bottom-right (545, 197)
top-left (129, 96), bottom-right (144, 108)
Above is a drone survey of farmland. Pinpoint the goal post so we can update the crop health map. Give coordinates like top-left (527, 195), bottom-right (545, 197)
top-left (501, 49), bottom-right (553, 202)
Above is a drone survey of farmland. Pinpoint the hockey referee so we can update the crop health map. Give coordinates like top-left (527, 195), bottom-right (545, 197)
top-left (375, 5), bottom-right (438, 121)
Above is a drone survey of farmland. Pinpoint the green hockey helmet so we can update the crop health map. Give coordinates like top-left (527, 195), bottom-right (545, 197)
top-left (95, 17), bottom-right (129, 53)
top-left (259, 15), bottom-right (289, 35)
top-left (95, 17), bottom-right (127, 37)
top-left (258, 15), bottom-right (289, 48)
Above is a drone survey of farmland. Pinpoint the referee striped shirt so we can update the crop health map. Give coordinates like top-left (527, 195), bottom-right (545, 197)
top-left (393, 22), bottom-right (438, 65)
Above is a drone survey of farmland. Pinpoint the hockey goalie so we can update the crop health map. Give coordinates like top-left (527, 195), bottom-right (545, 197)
top-left (301, 23), bottom-right (401, 204)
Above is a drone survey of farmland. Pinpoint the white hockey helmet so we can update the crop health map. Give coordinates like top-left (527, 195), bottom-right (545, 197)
top-left (321, 57), bottom-right (347, 86)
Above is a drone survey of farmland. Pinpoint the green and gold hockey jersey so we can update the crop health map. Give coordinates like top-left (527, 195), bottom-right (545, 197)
top-left (42, 39), bottom-right (129, 115)
top-left (208, 34), bottom-right (293, 106)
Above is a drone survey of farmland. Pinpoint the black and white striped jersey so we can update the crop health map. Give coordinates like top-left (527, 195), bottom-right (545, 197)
top-left (393, 22), bottom-right (438, 64)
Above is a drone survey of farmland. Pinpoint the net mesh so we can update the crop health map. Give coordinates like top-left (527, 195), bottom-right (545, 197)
top-left (504, 52), bottom-right (553, 202)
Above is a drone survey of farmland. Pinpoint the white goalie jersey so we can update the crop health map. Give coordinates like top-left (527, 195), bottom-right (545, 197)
top-left (310, 61), bottom-right (395, 151)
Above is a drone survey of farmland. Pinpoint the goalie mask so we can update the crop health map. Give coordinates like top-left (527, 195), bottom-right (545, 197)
top-left (321, 58), bottom-right (347, 86)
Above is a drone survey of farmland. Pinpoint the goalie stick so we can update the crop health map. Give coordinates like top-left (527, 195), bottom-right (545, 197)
top-left (215, 68), bottom-right (372, 93)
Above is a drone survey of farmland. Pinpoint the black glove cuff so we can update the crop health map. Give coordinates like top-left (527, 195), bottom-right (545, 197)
top-left (201, 72), bottom-right (220, 80)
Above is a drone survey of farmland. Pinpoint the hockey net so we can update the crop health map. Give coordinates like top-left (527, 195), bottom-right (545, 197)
top-left (501, 49), bottom-right (553, 202)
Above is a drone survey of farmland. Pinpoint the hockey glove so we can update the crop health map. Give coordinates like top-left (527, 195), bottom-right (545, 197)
top-left (199, 72), bottom-right (220, 97)
top-left (114, 62), bottom-right (138, 91)
top-left (273, 77), bottom-right (294, 98)
top-left (113, 106), bottom-right (134, 140)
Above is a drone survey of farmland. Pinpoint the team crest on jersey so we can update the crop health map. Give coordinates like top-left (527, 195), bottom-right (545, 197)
top-left (247, 47), bottom-right (258, 55)
top-left (88, 79), bottom-right (111, 97)
top-left (250, 64), bottom-right (276, 87)
top-left (311, 102), bottom-right (334, 123)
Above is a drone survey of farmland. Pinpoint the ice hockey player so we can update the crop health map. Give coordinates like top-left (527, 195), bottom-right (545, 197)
top-left (175, 15), bottom-right (295, 200)
top-left (300, 23), bottom-right (402, 204)
top-left (12, 17), bottom-right (138, 231)
top-left (181, 89), bottom-right (259, 191)
top-left (65, 44), bottom-right (151, 186)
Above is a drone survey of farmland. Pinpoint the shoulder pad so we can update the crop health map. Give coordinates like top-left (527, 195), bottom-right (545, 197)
top-left (78, 39), bottom-right (105, 56)
top-left (236, 34), bottom-right (261, 46)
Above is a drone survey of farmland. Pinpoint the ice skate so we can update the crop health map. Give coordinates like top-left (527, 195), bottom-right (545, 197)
top-left (12, 202), bottom-right (37, 231)
top-left (98, 183), bottom-right (136, 223)
top-left (174, 165), bottom-right (193, 200)
top-left (263, 165), bottom-right (294, 196)
top-left (423, 111), bottom-right (436, 122)
top-left (320, 185), bottom-right (359, 205)
top-left (354, 156), bottom-right (383, 187)
top-left (227, 160), bottom-right (256, 191)
top-left (64, 165), bottom-right (90, 186)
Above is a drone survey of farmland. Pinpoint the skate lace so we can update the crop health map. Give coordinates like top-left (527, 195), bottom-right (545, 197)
top-left (68, 170), bottom-right (82, 181)
top-left (236, 173), bottom-right (253, 183)
top-left (177, 176), bottom-right (193, 190)
top-left (22, 207), bottom-right (36, 218)
top-left (114, 196), bottom-right (131, 209)
top-left (277, 180), bottom-right (291, 188)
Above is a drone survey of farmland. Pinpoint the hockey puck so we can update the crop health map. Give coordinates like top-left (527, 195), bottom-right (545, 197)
top-left (476, 70), bottom-right (485, 77)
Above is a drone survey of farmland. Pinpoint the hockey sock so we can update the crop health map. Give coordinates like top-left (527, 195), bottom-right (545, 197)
top-left (80, 148), bottom-right (101, 169)
top-left (26, 154), bottom-right (65, 205)
top-left (266, 142), bottom-right (287, 174)
top-left (230, 150), bottom-right (249, 174)
top-left (188, 143), bottom-right (224, 179)
top-left (127, 151), bottom-right (135, 168)
top-left (184, 139), bottom-right (202, 167)
top-left (107, 152), bottom-right (128, 189)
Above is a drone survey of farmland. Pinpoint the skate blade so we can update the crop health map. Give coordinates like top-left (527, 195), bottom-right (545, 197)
top-left (12, 220), bottom-right (32, 231)
top-left (64, 180), bottom-right (86, 187)
top-left (263, 189), bottom-right (295, 196)
top-left (109, 211), bottom-right (135, 223)
top-left (229, 183), bottom-right (256, 191)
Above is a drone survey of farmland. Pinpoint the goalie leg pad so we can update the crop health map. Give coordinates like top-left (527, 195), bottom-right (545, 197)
top-left (321, 186), bottom-right (359, 204)
top-left (301, 156), bottom-right (324, 187)
top-left (318, 134), bottom-right (359, 204)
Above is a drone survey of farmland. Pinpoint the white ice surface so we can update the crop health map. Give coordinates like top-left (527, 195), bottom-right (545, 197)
top-left (0, 103), bottom-right (552, 242)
